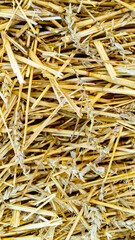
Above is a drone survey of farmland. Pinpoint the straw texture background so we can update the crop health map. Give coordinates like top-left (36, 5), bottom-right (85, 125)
top-left (0, 0), bottom-right (135, 239)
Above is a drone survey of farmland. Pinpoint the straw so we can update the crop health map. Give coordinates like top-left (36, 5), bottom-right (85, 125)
top-left (0, 1), bottom-right (135, 240)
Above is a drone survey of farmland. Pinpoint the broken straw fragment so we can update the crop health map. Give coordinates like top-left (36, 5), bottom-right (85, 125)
top-left (94, 40), bottom-right (116, 80)
top-left (2, 33), bottom-right (24, 84)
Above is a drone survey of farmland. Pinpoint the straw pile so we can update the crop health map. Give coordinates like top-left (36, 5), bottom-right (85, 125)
top-left (0, 0), bottom-right (135, 239)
